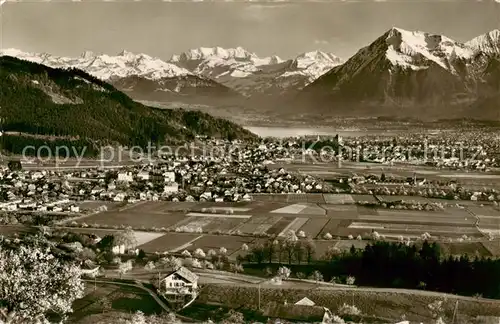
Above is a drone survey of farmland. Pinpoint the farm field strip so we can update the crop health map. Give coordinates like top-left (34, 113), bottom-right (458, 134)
top-left (173, 217), bottom-right (212, 231)
top-left (478, 229), bottom-right (500, 237)
top-left (375, 195), bottom-right (432, 203)
top-left (201, 218), bottom-right (246, 233)
top-left (299, 205), bottom-right (327, 215)
top-left (321, 204), bottom-right (358, 212)
top-left (376, 228), bottom-right (482, 236)
top-left (170, 235), bottom-right (204, 252)
top-left (270, 204), bottom-right (308, 214)
top-left (467, 206), bottom-right (500, 217)
top-left (318, 218), bottom-right (343, 237)
top-left (121, 201), bottom-right (166, 213)
top-left (188, 235), bottom-right (255, 254)
top-left (351, 194), bottom-right (379, 203)
top-left (76, 201), bottom-right (120, 210)
top-left (325, 210), bottom-right (359, 219)
top-left (480, 241), bottom-right (500, 257)
top-left (233, 222), bottom-right (274, 235)
top-left (357, 206), bottom-right (380, 216)
top-left (185, 212), bottom-right (252, 219)
top-left (201, 207), bottom-right (252, 212)
top-left (137, 233), bottom-right (202, 253)
top-left (250, 194), bottom-right (288, 202)
top-left (158, 201), bottom-right (199, 211)
top-left (477, 217), bottom-right (500, 228)
top-left (167, 216), bottom-right (193, 229)
top-left (286, 194), bottom-right (308, 202)
top-left (298, 218), bottom-right (330, 238)
top-left (265, 217), bottom-right (293, 235)
top-left (324, 194), bottom-right (355, 204)
top-left (358, 214), bottom-right (474, 225)
top-left (252, 223), bottom-right (275, 235)
top-left (245, 216), bottom-right (271, 224)
top-left (278, 217), bottom-right (309, 236)
top-left (133, 231), bottom-right (166, 246)
top-left (306, 194), bottom-right (326, 204)
top-left (383, 224), bottom-right (479, 233)
top-left (349, 222), bottom-right (386, 229)
top-left (83, 212), bottom-right (186, 229)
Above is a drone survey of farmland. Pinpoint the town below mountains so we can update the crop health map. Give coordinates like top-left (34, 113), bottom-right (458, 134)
top-left (2, 27), bottom-right (500, 120)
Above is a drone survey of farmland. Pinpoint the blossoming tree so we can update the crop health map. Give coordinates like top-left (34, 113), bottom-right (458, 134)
top-left (0, 240), bottom-right (85, 323)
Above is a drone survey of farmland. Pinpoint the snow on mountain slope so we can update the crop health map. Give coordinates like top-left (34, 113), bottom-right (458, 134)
top-left (171, 47), bottom-right (343, 96)
top-left (383, 27), bottom-right (474, 72)
top-left (466, 29), bottom-right (500, 56)
top-left (0, 48), bottom-right (192, 80)
top-left (298, 27), bottom-right (496, 118)
top-left (280, 50), bottom-right (344, 82)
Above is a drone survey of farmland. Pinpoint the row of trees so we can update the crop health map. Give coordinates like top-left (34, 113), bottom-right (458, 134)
top-left (247, 239), bottom-right (500, 299)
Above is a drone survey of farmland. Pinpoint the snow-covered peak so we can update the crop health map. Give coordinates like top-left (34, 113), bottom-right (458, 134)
top-left (279, 51), bottom-right (344, 82)
top-left (174, 46), bottom-right (257, 61)
top-left (0, 48), bottom-right (192, 80)
top-left (251, 55), bottom-right (284, 66)
top-left (1, 48), bottom-right (32, 57)
top-left (383, 27), bottom-right (474, 71)
top-left (294, 50), bottom-right (343, 68)
top-left (80, 50), bottom-right (95, 59)
top-left (466, 29), bottom-right (500, 56)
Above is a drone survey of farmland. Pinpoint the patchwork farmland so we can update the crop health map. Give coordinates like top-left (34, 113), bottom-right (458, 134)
top-left (61, 195), bottom-right (500, 259)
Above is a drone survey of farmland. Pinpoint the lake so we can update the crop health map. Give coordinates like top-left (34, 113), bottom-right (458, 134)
top-left (244, 126), bottom-right (401, 138)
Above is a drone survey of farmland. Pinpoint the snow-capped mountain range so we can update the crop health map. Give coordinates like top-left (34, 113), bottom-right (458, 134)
top-left (0, 48), bottom-right (192, 80)
top-left (0, 46), bottom-right (344, 98)
top-left (299, 27), bottom-right (500, 120)
top-left (2, 27), bottom-right (500, 119)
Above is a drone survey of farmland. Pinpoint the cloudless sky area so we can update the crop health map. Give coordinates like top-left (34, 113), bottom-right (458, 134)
top-left (0, 1), bottom-right (499, 60)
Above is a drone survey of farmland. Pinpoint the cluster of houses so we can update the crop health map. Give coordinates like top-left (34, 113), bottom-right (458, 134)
top-left (0, 145), bottom-right (330, 208)
top-left (338, 132), bottom-right (499, 170)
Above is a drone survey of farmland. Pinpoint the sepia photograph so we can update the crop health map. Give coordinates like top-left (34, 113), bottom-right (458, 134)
top-left (0, 0), bottom-right (500, 323)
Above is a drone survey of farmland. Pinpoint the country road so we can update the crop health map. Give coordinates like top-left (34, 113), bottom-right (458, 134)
top-left (83, 279), bottom-right (171, 312)
top-left (82, 278), bottom-right (197, 322)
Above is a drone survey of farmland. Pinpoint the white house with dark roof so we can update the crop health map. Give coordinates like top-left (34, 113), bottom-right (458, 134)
top-left (160, 266), bottom-right (199, 296)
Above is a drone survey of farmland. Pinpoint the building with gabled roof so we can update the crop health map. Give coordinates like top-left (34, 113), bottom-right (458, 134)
top-left (159, 266), bottom-right (199, 296)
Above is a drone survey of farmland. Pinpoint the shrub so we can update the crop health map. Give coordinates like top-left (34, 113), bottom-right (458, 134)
top-left (277, 266), bottom-right (291, 279)
top-left (193, 248), bottom-right (206, 259)
top-left (338, 303), bottom-right (361, 316)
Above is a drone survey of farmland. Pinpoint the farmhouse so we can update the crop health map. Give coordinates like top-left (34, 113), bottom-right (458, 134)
top-left (159, 266), bottom-right (199, 296)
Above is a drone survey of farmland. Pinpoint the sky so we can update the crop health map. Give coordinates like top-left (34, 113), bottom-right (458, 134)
top-left (0, 1), bottom-right (499, 61)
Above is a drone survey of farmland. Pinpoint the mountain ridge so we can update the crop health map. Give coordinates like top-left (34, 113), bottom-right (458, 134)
top-left (295, 27), bottom-right (500, 120)
top-left (0, 55), bottom-right (257, 155)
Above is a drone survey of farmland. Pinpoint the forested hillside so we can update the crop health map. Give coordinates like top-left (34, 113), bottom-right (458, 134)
top-left (0, 56), bottom-right (257, 152)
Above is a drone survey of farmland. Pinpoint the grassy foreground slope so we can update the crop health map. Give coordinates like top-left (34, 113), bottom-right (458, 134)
top-left (0, 56), bottom-right (257, 150)
top-left (196, 284), bottom-right (500, 323)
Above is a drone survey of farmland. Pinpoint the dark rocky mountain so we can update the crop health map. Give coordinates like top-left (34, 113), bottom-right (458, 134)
top-left (295, 27), bottom-right (500, 120)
